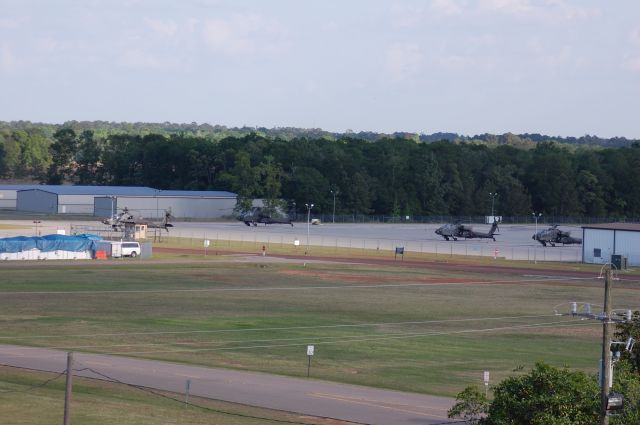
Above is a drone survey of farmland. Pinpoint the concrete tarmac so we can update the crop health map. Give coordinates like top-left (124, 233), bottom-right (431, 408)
top-left (0, 219), bottom-right (584, 262)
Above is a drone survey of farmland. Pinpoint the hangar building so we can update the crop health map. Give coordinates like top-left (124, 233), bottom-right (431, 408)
top-left (13, 185), bottom-right (237, 219)
top-left (17, 186), bottom-right (157, 214)
top-left (94, 190), bottom-right (237, 219)
top-left (0, 185), bottom-right (45, 209)
top-left (582, 223), bottom-right (640, 267)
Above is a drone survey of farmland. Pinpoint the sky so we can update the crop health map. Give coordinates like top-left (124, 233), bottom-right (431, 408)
top-left (1, 0), bottom-right (639, 138)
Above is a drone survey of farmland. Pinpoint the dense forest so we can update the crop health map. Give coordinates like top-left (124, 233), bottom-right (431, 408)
top-left (1, 121), bottom-right (640, 218)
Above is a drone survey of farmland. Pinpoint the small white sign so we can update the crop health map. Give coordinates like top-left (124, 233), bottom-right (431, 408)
top-left (204, 240), bottom-right (210, 247)
top-left (294, 239), bottom-right (300, 246)
top-left (307, 345), bottom-right (315, 356)
top-left (483, 371), bottom-right (490, 384)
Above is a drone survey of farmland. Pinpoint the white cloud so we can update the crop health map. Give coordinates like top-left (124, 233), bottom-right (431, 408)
top-left (385, 43), bottom-right (424, 81)
top-left (202, 14), bottom-right (287, 55)
top-left (389, 1), bottom-right (425, 27)
top-left (627, 57), bottom-right (640, 72)
top-left (545, 0), bottom-right (599, 21)
top-left (437, 54), bottom-right (475, 69)
top-left (118, 48), bottom-right (163, 69)
top-left (480, 0), bottom-right (598, 22)
top-left (630, 29), bottom-right (640, 47)
top-left (430, 0), bottom-right (464, 17)
top-left (480, 0), bottom-right (532, 15)
top-left (0, 43), bottom-right (19, 72)
top-left (35, 37), bottom-right (59, 54)
top-left (145, 18), bottom-right (178, 37)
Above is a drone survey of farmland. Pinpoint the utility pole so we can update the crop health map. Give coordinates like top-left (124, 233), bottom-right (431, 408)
top-left (600, 266), bottom-right (612, 425)
top-left (64, 352), bottom-right (73, 425)
top-left (330, 189), bottom-right (339, 224)
top-left (305, 203), bottom-right (314, 255)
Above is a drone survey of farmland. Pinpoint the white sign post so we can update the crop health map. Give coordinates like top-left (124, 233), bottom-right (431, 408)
top-left (307, 345), bottom-right (315, 377)
top-left (204, 239), bottom-right (210, 256)
top-left (483, 371), bottom-right (490, 397)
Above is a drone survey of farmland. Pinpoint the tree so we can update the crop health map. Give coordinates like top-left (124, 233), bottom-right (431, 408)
top-left (450, 363), bottom-right (600, 425)
top-left (75, 130), bottom-right (104, 184)
top-left (47, 128), bottom-right (78, 184)
top-left (447, 386), bottom-right (488, 424)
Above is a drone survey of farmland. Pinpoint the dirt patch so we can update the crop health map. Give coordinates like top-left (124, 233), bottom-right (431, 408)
top-left (153, 247), bottom-right (640, 286)
top-left (278, 269), bottom-right (487, 285)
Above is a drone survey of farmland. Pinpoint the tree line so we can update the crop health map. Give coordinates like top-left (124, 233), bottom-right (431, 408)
top-left (1, 126), bottom-right (640, 217)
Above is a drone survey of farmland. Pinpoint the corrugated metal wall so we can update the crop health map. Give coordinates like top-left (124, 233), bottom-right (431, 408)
top-left (57, 194), bottom-right (96, 214)
top-left (94, 197), bottom-right (119, 217)
top-left (0, 190), bottom-right (17, 209)
top-left (17, 190), bottom-right (57, 213)
top-left (112, 196), bottom-right (236, 219)
top-left (614, 231), bottom-right (640, 266)
top-left (583, 228), bottom-right (614, 264)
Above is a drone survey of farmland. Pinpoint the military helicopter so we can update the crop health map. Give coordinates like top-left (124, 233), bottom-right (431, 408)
top-left (532, 225), bottom-right (581, 247)
top-left (238, 207), bottom-right (294, 227)
top-left (101, 207), bottom-right (134, 229)
top-left (102, 207), bottom-right (174, 231)
top-left (435, 221), bottom-right (499, 241)
top-left (123, 208), bottom-right (174, 231)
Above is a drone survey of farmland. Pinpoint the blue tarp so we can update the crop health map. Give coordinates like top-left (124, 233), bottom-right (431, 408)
top-left (0, 234), bottom-right (103, 253)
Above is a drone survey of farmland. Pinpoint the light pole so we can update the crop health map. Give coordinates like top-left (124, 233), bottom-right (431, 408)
top-left (305, 203), bottom-right (314, 254)
top-left (330, 189), bottom-right (339, 224)
top-left (33, 220), bottom-right (41, 236)
top-left (532, 212), bottom-right (542, 237)
top-left (489, 192), bottom-right (498, 219)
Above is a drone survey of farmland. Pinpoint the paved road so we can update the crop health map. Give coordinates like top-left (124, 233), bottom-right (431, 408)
top-left (0, 344), bottom-right (456, 425)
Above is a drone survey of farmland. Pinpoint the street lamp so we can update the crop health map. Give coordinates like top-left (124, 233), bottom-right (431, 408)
top-left (305, 203), bottom-right (314, 254)
top-left (489, 192), bottom-right (498, 219)
top-left (33, 220), bottom-right (41, 236)
top-left (532, 212), bottom-right (542, 238)
top-left (330, 189), bottom-right (339, 224)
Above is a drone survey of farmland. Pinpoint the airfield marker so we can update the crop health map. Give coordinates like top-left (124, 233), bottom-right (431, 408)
top-left (307, 345), bottom-right (315, 377)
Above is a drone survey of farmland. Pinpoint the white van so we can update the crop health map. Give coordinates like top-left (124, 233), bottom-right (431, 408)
top-left (121, 242), bottom-right (141, 257)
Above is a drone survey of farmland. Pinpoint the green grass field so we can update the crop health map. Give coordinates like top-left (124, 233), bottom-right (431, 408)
top-left (2, 256), bottom-right (635, 400)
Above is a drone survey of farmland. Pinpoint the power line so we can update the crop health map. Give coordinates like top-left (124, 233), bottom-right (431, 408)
top-left (0, 320), bottom-right (598, 359)
top-left (15, 315), bottom-right (567, 352)
top-left (71, 364), bottom-right (342, 425)
top-left (0, 313), bottom-right (558, 341)
top-left (0, 368), bottom-right (65, 394)
top-left (91, 320), bottom-right (597, 356)
top-left (0, 276), bottom-right (595, 296)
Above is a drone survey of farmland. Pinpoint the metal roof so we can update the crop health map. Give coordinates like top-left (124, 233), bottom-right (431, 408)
top-left (0, 185), bottom-right (48, 190)
top-left (17, 185), bottom-right (158, 196)
top-left (155, 190), bottom-right (236, 198)
top-left (5, 184), bottom-right (236, 198)
top-left (582, 223), bottom-right (640, 232)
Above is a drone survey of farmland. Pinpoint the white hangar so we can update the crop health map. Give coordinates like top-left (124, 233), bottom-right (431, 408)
top-left (12, 185), bottom-right (237, 219)
top-left (17, 186), bottom-right (158, 214)
top-left (0, 184), bottom-right (47, 209)
top-left (582, 223), bottom-right (640, 267)
top-left (94, 190), bottom-right (238, 219)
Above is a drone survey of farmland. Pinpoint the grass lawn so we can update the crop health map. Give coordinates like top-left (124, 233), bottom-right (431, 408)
top-left (0, 256), bottom-right (636, 399)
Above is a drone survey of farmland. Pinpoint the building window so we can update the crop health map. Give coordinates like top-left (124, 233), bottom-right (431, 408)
top-left (594, 248), bottom-right (601, 258)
